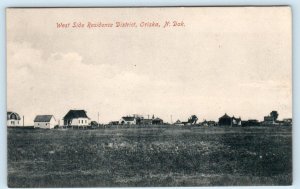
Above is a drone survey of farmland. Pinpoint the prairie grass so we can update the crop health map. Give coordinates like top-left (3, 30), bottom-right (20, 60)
top-left (7, 126), bottom-right (292, 187)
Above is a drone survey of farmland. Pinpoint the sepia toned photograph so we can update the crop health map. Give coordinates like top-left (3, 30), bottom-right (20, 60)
top-left (6, 7), bottom-right (292, 187)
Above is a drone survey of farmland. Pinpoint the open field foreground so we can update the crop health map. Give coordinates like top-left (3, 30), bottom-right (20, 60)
top-left (8, 126), bottom-right (292, 187)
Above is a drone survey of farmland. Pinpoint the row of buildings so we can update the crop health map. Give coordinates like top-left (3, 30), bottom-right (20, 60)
top-left (110, 114), bottom-right (163, 125)
top-left (7, 110), bottom-right (165, 129)
top-left (182, 113), bottom-right (291, 127)
top-left (7, 110), bottom-right (292, 129)
top-left (7, 110), bottom-right (90, 129)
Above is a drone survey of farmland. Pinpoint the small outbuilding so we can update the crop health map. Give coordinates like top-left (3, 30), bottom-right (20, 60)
top-left (34, 115), bottom-right (57, 129)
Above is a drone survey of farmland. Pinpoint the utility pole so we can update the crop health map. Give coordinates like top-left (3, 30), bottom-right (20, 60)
top-left (171, 115), bottom-right (173, 124)
top-left (23, 115), bottom-right (24, 127)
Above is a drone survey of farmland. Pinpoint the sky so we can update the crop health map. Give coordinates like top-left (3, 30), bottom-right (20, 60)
top-left (6, 7), bottom-right (292, 125)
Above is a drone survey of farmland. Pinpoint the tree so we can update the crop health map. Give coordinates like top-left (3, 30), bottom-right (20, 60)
top-left (270, 111), bottom-right (279, 121)
top-left (188, 115), bottom-right (198, 124)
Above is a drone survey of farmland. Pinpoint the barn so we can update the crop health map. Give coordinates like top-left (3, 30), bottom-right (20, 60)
top-left (34, 115), bottom-right (57, 129)
top-left (63, 110), bottom-right (90, 127)
top-left (7, 111), bottom-right (21, 127)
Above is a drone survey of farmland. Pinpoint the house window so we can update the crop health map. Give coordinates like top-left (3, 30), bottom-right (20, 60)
top-left (85, 120), bottom-right (87, 123)
top-left (11, 121), bottom-right (15, 125)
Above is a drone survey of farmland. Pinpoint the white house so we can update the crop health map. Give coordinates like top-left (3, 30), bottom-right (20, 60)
top-left (119, 116), bottom-right (137, 125)
top-left (34, 115), bottom-right (57, 129)
top-left (63, 110), bottom-right (90, 127)
top-left (7, 111), bottom-right (21, 127)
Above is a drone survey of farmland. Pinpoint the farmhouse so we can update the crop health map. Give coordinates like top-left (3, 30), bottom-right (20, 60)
top-left (152, 117), bottom-right (163, 125)
top-left (207, 121), bottom-right (217, 126)
top-left (139, 117), bottom-right (164, 125)
top-left (218, 114), bottom-right (232, 126)
top-left (283, 118), bottom-right (292, 126)
top-left (34, 115), bottom-right (56, 129)
top-left (140, 118), bottom-right (153, 125)
top-left (201, 120), bottom-right (217, 127)
top-left (119, 116), bottom-right (137, 125)
top-left (262, 116), bottom-right (276, 125)
top-left (218, 114), bottom-right (242, 126)
top-left (242, 119), bottom-right (260, 127)
top-left (63, 110), bottom-right (90, 127)
top-left (276, 118), bottom-right (292, 126)
top-left (232, 116), bottom-right (242, 126)
top-left (7, 111), bottom-right (21, 127)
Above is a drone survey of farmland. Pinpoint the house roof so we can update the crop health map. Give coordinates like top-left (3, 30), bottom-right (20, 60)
top-left (219, 113), bottom-right (231, 119)
top-left (141, 119), bottom-right (153, 122)
top-left (122, 116), bottom-right (135, 121)
top-left (232, 116), bottom-right (241, 121)
top-left (7, 111), bottom-right (21, 120)
top-left (63, 110), bottom-right (89, 120)
top-left (34, 115), bottom-right (55, 122)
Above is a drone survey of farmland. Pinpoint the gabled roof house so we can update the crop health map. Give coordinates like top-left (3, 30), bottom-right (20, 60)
top-left (34, 115), bottom-right (56, 129)
top-left (7, 111), bottom-right (21, 127)
top-left (63, 110), bottom-right (90, 127)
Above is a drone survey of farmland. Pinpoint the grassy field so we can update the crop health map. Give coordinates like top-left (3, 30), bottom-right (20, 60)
top-left (7, 126), bottom-right (292, 187)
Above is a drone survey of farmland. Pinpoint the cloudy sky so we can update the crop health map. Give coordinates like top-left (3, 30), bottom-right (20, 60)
top-left (7, 7), bottom-right (292, 125)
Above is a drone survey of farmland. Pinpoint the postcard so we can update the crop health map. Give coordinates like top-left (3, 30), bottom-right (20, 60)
top-left (6, 7), bottom-right (292, 187)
